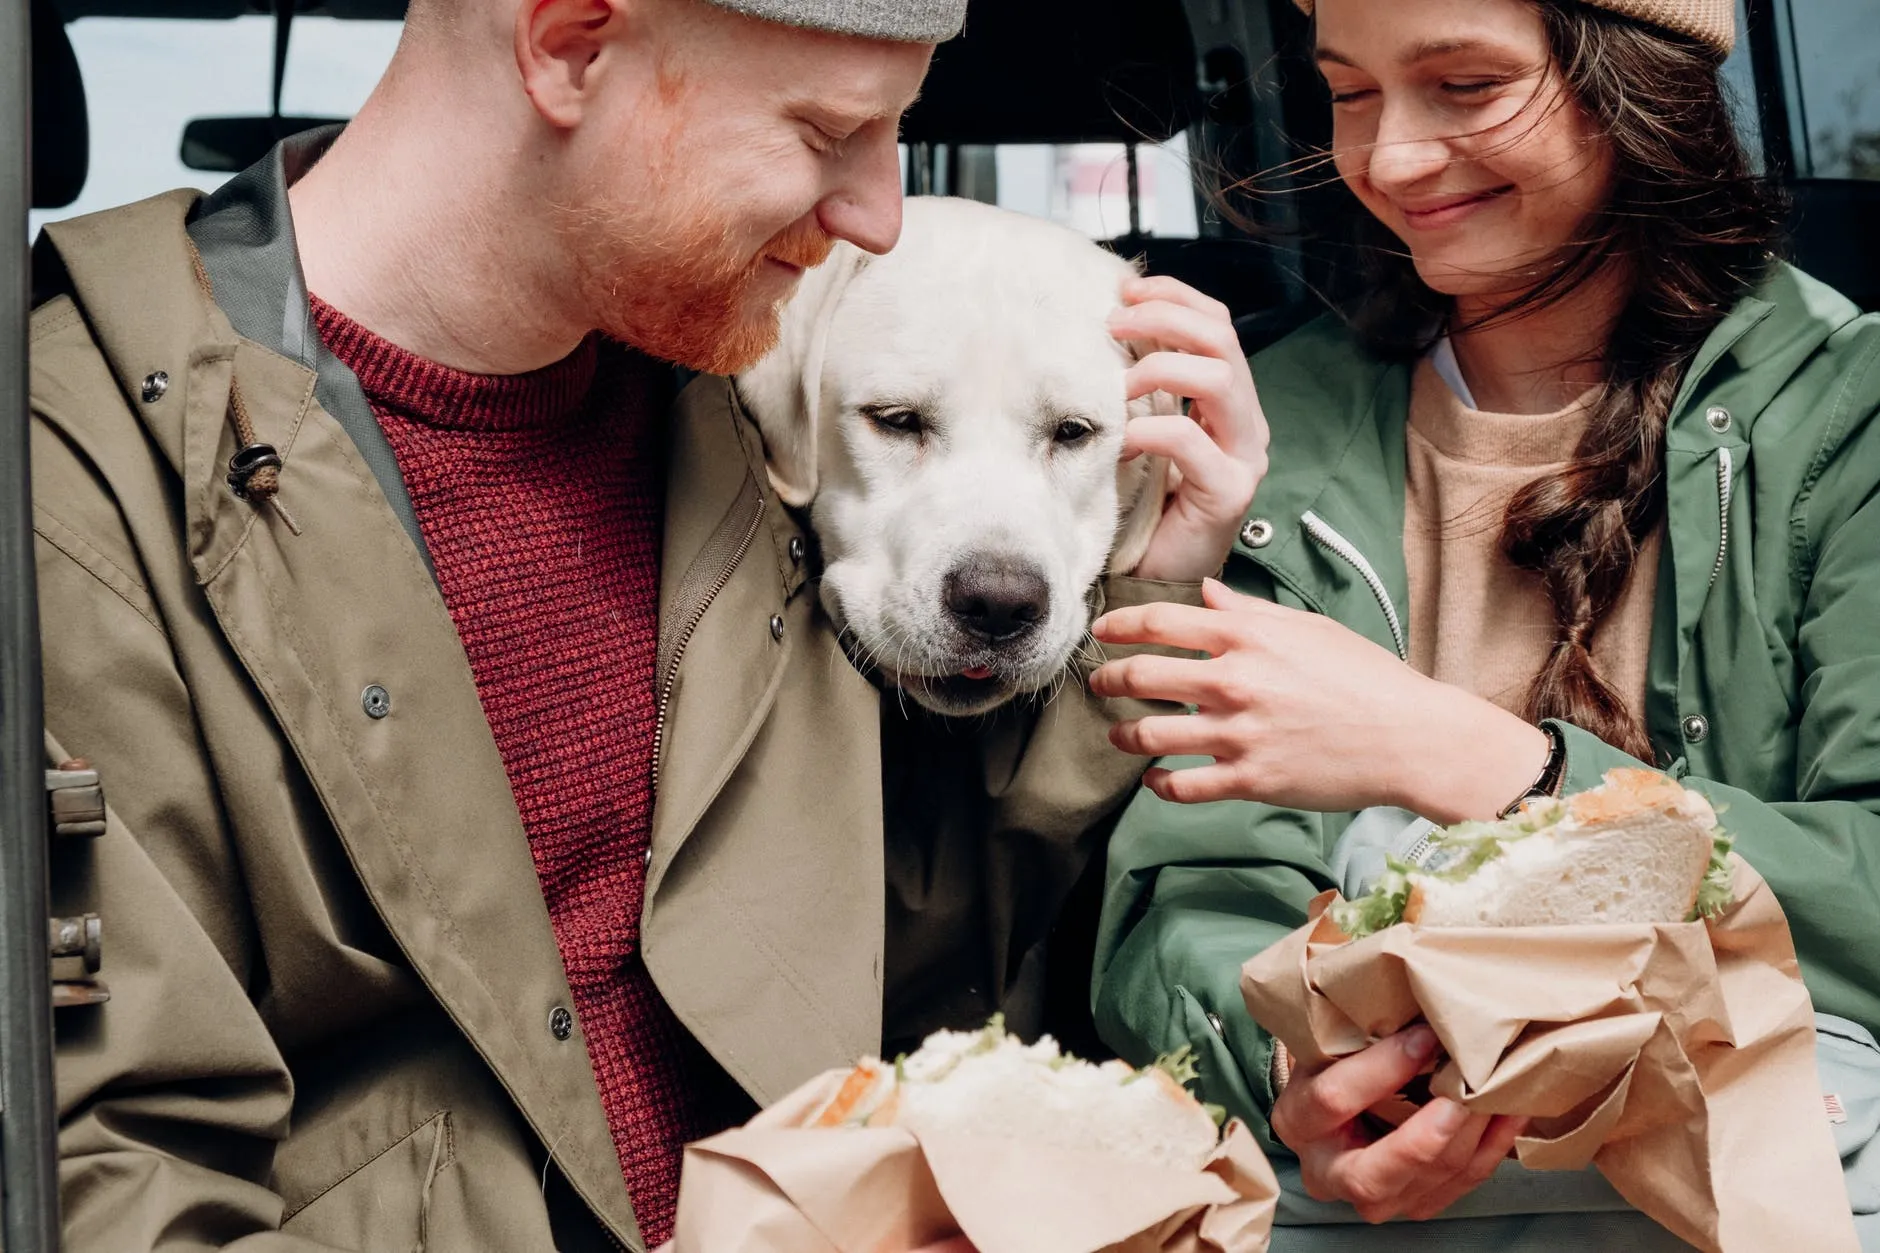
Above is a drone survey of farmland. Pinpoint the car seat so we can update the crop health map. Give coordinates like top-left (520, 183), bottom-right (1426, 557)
top-left (31, 0), bottom-right (88, 211)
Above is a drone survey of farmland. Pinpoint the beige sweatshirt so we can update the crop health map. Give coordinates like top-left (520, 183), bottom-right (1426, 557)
top-left (1404, 356), bottom-right (1661, 721)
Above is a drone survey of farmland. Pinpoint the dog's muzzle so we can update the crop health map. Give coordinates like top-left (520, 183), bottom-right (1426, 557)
top-left (941, 556), bottom-right (1050, 649)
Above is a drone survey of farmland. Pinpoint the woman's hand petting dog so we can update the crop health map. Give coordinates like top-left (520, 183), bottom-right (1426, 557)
top-left (1271, 1025), bottom-right (1528, 1223)
top-left (1108, 276), bottom-right (1268, 584)
top-left (1088, 580), bottom-right (1553, 822)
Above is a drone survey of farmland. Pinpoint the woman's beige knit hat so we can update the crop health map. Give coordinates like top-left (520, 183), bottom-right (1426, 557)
top-left (1291, 0), bottom-right (1736, 57)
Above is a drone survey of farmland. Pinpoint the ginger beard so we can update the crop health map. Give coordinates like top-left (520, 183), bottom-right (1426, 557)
top-left (560, 173), bottom-right (836, 375)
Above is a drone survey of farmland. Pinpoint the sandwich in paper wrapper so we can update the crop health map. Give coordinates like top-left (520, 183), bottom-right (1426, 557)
top-left (1241, 767), bottom-right (1856, 1252)
top-left (671, 1018), bottom-right (1279, 1252)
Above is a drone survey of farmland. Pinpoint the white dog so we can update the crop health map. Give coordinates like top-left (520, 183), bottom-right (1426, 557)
top-left (735, 196), bottom-right (1173, 718)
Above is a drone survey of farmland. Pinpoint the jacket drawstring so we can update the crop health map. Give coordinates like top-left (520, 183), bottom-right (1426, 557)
top-left (1300, 510), bottom-right (1409, 660)
top-left (408, 1113), bottom-right (450, 1253)
top-left (185, 244), bottom-right (287, 508)
top-left (1709, 446), bottom-right (1736, 591)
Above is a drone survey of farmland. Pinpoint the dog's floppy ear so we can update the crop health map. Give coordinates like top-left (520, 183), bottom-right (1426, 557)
top-left (1108, 450), bottom-right (1173, 575)
top-left (733, 246), bottom-right (870, 507)
top-left (1106, 334), bottom-right (1182, 574)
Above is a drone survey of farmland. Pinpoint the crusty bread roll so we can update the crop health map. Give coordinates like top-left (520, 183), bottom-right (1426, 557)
top-left (808, 1019), bottom-right (1224, 1171)
top-left (1335, 769), bottom-right (1731, 937)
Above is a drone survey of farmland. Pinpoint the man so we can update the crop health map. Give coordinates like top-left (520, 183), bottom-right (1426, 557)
top-left (31, 0), bottom-right (1261, 1247)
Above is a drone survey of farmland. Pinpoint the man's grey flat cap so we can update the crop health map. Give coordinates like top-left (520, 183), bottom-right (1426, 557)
top-left (704, 0), bottom-right (965, 42)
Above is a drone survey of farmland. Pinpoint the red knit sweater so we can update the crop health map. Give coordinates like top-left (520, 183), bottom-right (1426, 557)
top-left (311, 297), bottom-right (743, 1243)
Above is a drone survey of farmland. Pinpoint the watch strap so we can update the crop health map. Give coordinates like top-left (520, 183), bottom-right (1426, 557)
top-left (1498, 723), bottom-right (1567, 819)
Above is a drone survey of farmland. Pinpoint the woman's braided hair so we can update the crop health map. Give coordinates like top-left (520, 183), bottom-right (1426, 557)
top-left (1338, 3), bottom-right (1785, 759)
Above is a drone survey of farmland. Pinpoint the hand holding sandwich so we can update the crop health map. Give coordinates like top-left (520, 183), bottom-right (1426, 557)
top-left (1090, 579), bottom-right (1551, 822)
top-left (1270, 1025), bottom-right (1526, 1223)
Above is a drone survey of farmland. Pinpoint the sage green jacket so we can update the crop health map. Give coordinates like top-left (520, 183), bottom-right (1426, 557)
top-left (1093, 264), bottom-right (1880, 1146)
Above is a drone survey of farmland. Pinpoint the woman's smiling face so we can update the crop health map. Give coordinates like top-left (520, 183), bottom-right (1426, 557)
top-left (1315, 0), bottom-right (1615, 303)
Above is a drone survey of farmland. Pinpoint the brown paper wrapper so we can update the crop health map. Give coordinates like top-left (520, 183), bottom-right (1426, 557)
top-left (671, 1067), bottom-right (1280, 1253)
top-left (1240, 855), bottom-right (1855, 1252)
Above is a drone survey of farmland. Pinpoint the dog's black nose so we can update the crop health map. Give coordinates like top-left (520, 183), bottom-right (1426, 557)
top-left (944, 561), bottom-right (1050, 643)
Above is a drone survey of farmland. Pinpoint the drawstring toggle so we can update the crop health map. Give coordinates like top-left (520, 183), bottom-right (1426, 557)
top-left (227, 443), bottom-right (283, 500)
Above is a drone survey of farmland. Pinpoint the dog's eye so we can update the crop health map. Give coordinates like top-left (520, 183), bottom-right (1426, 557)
top-left (865, 406), bottom-right (925, 437)
top-left (1052, 419), bottom-right (1095, 446)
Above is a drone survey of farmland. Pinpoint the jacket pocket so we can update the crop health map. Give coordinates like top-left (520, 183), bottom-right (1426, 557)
top-left (1172, 983), bottom-right (1265, 1131)
top-left (281, 1110), bottom-right (453, 1252)
top-left (1817, 1012), bottom-right (1880, 1214)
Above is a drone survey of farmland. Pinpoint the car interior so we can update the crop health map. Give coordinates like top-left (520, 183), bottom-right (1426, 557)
top-left (4, 0), bottom-right (1877, 1237)
top-left (29, 0), bottom-right (1879, 321)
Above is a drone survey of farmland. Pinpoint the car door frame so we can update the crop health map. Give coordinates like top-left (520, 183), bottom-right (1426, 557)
top-left (0, 0), bottom-right (64, 1247)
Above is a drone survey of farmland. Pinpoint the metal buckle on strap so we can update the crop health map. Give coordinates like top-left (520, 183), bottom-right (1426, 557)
top-left (45, 762), bottom-right (103, 839)
top-left (45, 762), bottom-right (110, 1006)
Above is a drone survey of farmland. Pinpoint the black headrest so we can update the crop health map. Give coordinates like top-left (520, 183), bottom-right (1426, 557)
top-left (32, 0), bottom-right (89, 210)
top-left (900, 0), bottom-right (1201, 146)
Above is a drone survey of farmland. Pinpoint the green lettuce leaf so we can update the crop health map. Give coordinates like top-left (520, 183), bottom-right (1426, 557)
top-left (1146, 1044), bottom-right (1201, 1088)
top-left (1140, 1045), bottom-right (1227, 1127)
top-left (1327, 861), bottom-right (1412, 939)
top-left (1328, 804), bottom-right (1570, 938)
top-left (1692, 829), bottom-right (1736, 919)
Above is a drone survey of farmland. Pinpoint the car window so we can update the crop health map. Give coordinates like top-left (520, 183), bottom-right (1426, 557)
top-left (993, 134), bottom-right (1200, 240)
top-left (41, 17), bottom-right (1200, 246)
top-left (1774, 0), bottom-right (1880, 180)
top-left (1719, 0), bottom-right (1764, 169)
top-left (29, 15), bottom-right (402, 236)
top-left (905, 134), bottom-right (1202, 240)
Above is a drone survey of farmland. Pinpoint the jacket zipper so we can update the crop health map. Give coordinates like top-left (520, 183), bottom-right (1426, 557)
top-left (1709, 446), bottom-right (1735, 591)
top-left (619, 485), bottom-right (762, 1252)
top-left (649, 484), bottom-right (766, 778)
top-left (1300, 510), bottom-right (1408, 661)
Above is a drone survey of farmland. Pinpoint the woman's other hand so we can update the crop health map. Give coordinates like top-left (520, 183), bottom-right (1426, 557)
top-left (1090, 579), bottom-right (1551, 822)
top-left (1108, 276), bottom-right (1268, 583)
top-left (1272, 1025), bottom-right (1527, 1223)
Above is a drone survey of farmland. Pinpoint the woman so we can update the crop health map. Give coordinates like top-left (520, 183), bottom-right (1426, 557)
top-left (1086, 0), bottom-right (1880, 1244)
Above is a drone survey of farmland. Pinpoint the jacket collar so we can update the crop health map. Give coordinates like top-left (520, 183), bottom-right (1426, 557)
top-left (186, 126), bottom-right (435, 572)
top-left (1666, 263), bottom-right (1862, 450)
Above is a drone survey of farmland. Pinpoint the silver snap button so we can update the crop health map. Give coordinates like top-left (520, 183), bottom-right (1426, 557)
top-left (361, 685), bottom-right (391, 719)
top-left (769, 614), bottom-right (785, 641)
top-left (1681, 713), bottom-right (1709, 743)
top-left (140, 371), bottom-right (169, 404)
top-left (549, 1006), bottom-right (574, 1041)
top-left (642, 847), bottom-right (652, 869)
top-left (1705, 406), bottom-right (1732, 434)
top-left (1206, 1011), bottom-right (1225, 1037)
top-left (1239, 517), bottom-right (1274, 549)
top-left (787, 536), bottom-right (805, 565)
